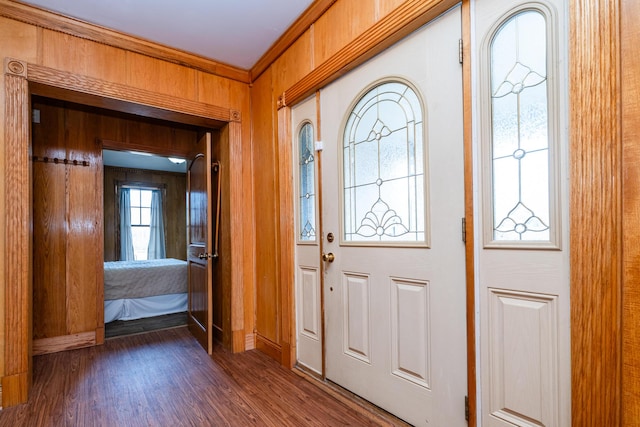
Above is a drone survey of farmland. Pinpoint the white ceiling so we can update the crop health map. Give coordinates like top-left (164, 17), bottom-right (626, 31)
top-left (19, 0), bottom-right (315, 70)
top-left (103, 149), bottom-right (188, 173)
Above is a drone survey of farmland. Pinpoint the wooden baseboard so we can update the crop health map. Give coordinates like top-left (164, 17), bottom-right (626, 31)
top-left (255, 334), bottom-right (282, 361)
top-left (1, 372), bottom-right (28, 407)
top-left (245, 332), bottom-right (255, 350)
top-left (32, 331), bottom-right (96, 356)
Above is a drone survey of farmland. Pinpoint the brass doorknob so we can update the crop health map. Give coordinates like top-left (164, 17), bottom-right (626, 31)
top-left (322, 252), bottom-right (335, 262)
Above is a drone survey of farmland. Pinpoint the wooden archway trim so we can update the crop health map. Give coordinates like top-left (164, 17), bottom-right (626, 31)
top-left (2, 58), bottom-right (246, 406)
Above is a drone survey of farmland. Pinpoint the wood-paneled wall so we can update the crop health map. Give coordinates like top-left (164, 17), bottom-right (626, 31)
top-left (31, 98), bottom-right (104, 348)
top-left (103, 167), bottom-right (187, 262)
top-left (0, 7), bottom-right (253, 402)
top-left (31, 98), bottom-right (195, 350)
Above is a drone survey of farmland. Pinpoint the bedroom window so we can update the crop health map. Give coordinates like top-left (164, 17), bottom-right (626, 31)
top-left (130, 189), bottom-right (153, 260)
top-left (119, 184), bottom-right (166, 261)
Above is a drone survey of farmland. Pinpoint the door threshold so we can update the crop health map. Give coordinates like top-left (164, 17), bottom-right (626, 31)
top-left (293, 365), bottom-right (413, 427)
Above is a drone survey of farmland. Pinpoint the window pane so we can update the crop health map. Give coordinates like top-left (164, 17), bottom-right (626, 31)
top-left (343, 81), bottom-right (425, 243)
top-left (490, 10), bottom-right (551, 242)
top-left (130, 189), bottom-right (141, 207)
top-left (140, 207), bottom-right (151, 225)
top-left (298, 123), bottom-right (316, 241)
top-left (131, 226), bottom-right (150, 260)
top-left (140, 190), bottom-right (152, 207)
top-left (130, 207), bottom-right (141, 225)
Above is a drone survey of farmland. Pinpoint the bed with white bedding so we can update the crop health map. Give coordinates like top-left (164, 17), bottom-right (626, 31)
top-left (104, 258), bottom-right (187, 323)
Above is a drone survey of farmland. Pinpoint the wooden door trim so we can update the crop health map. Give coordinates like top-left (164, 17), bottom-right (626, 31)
top-left (570, 0), bottom-right (622, 424)
top-left (2, 58), bottom-right (246, 406)
top-left (621, 0), bottom-right (639, 423)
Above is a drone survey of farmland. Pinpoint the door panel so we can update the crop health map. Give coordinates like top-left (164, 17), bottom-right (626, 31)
top-left (321, 7), bottom-right (466, 426)
top-left (473, 0), bottom-right (570, 425)
top-left (292, 96), bottom-right (323, 374)
top-left (187, 133), bottom-right (213, 354)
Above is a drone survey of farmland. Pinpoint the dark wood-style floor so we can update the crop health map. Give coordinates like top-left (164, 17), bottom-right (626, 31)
top-left (0, 327), bottom-right (405, 426)
top-left (105, 312), bottom-right (188, 338)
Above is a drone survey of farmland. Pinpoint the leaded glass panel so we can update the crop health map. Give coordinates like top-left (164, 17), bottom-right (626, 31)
top-left (298, 122), bottom-right (316, 241)
top-left (490, 10), bottom-right (551, 242)
top-left (342, 81), bottom-right (425, 243)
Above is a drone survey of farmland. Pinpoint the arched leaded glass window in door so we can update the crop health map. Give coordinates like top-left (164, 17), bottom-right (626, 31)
top-left (342, 80), bottom-right (426, 244)
top-left (487, 7), bottom-right (559, 246)
top-left (298, 122), bottom-right (316, 241)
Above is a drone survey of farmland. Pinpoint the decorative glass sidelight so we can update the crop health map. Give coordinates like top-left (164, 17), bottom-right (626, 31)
top-left (489, 9), bottom-right (553, 242)
top-left (298, 122), bottom-right (316, 241)
top-left (343, 81), bottom-right (425, 243)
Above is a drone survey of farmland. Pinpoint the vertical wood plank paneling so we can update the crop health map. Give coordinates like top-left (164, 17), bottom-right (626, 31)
top-left (277, 105), bottom-right (294, 367)
top-left (228, 120), bottom-right (245, 352)
top-left (251, 69), bottom-right (281, 348)
top-left (127, 53), bottom-right (197, 101)
top-left (197, 72), bottom-right (232, 107)
top-left (40, 30), bottom-right (128, 84)
top-left (313, 0), bottom-right (377, 66)
top-left (271, 31), bottom-right (314, 99)
top-left (0, 18), bottom-right (38, 63)
top-left (622, 0), bottom-right (640, 422)
top-left (32, 162), bottom-right (67, 338)
top-left (570, 0), bottom-right (621, 425)
top-left (3, 67), bottom-right (31, 406)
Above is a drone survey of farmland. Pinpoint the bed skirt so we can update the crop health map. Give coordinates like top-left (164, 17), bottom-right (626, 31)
top-left (105, 293), bottom-right (188, 323)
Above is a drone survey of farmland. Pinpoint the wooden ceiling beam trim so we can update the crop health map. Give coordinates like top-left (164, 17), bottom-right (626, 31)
top-left (250, 0), bottom-right (337, 82)
top-left (26, 62), bottom-right (230, 128)
top-left (0, 0), bottom-right (250, 83)
top-left (281, 0), bottom-right (458, 107)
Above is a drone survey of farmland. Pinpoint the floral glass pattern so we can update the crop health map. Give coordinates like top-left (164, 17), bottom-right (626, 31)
top-left (343, 81), bottom-right (425, 243)
top-left (490, 10), bottom-right (551, 241)
top-left (298, 122), bottom-right (316, 241)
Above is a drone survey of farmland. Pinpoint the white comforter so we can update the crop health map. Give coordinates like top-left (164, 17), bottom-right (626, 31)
top-left (104, 258), bottom-right (187, 300)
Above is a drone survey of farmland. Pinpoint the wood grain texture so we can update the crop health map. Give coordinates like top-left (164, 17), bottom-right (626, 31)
top-left (570, 0), bottom-right (622, 425)
top-left (251, 69), bottom-right (281, 345)
top-left (377, 0), bottom-right (407, 19)
top-left (277, 105), bottom-right (295, 368)
top-left (26, 63), bottom-right (231, 126)
top-left (32, 162), bottom-right (66, 339)
top-left (313, 0), bottom-right (377, 66)
top-left (32, 332), bottom-right (95, 356)
top-left (127, 53), bottom-right (197, 101)
top-left (0, 17), bottom-right (38, 63)
top-left (271, 30), bottom-right (314, 99)
top-left (283, 0), bottom-right (459, 107)
top-left (622, 0), bottom-right (640, 423)
top-left (0, 327), bottom-right (403, 426)
top-left (228, 121), bottom-right (246, 352)
top-left (0, 0), bottom-right (250, 83)
top-left (40, 29), bottom-right (128, 84)
top-left (3, 71), bottom-right (31, 406)
top-left (250, 0), bottom-right (337, 81)
top-left (461, 1), bottom-right (475, 426)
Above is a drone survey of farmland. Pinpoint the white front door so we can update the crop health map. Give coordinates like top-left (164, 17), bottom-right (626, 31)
top-left (320, 7), bottom-right (467, 426)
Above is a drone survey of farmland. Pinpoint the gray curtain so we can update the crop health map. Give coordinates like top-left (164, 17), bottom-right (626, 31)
top-left (147, 190), bottom-right (166, 259)
top-left (119, 188), bottom-right (135, 261)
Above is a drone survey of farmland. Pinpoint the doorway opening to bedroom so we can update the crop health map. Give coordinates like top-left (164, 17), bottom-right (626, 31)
top-left (30, 95), bottom-right (225, 350)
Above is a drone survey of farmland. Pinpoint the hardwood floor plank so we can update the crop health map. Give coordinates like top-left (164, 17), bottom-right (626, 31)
top-left (0, 327), bottom-right (402, 426)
